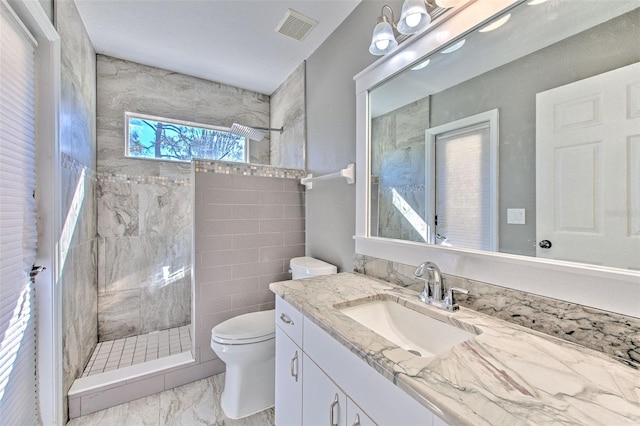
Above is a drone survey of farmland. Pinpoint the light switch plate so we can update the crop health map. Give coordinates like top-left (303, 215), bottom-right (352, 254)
top-left (507, 208), bottom-right (526, 224)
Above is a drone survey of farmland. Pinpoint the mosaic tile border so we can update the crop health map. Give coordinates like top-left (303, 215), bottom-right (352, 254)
top-left (96, 172), bottom-right (191, 187)
top-left (73, 158), bottom-right (306, 186)
top-left (193, 159), bottom-right (306, 179)
top-left (61, 152), bottom-right (96, 181)
top-left (353, 253), bottom-right (640, 368)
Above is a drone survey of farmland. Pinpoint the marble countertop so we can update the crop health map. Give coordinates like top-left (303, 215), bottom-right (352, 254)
top-left (269, 273), bottom-right (640, 425)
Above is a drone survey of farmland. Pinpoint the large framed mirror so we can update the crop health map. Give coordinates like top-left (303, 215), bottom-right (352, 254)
top-left (354, 0), bottom-right (640, 317)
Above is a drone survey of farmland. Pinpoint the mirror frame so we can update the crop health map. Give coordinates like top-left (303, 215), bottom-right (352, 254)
top-left (353, 0), bottom-right (639, 318)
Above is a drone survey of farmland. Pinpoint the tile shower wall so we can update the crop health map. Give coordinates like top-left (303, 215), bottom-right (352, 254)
top-left (270, 62), bottom-right (306, 169)
top-left (194, 161), bottom-right (306, 365)
top-left (57, 0), bottom-right (98, 420)
top-left (96, 175), bottom-right (192, 340)
top-left (371, 97), bottom-right (430, 242)
top-left (354, 254), bottom-right (640, 366)
top-left (96, 55), bottom-right (273, 341)
top-left (96, 55), bottom-right (271, 174)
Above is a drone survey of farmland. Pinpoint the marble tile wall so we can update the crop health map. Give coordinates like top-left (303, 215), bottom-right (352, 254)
top-left (371, 97), bottom-right (430, 242)
top-left (57, 0), bottom-right (98, 421)
top-left (354, 254), bottom-right (640, 367)
top-left (96, 175), bottom-right (192, 341)
top-left (194, 167), bottom-right (305, 365)
top-left (270, 62), bottom-right (306, 170)
top-left (96, 55), bottom-right (271, 174)
top-left (95, 55), bottom-right (276, 341)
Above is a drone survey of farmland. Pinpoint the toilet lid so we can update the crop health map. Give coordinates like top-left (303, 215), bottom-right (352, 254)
top-left (212, 310), bottom-right (275, 344)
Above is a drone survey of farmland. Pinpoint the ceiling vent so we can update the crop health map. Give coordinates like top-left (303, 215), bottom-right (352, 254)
top-left (275, 9), bottom-right (318, 42)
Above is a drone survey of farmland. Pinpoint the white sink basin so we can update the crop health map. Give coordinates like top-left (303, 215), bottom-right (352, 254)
top-left (338, 299), bottom-right (478, 357)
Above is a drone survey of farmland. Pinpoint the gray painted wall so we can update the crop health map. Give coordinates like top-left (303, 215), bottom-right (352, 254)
top-left (306, 0), bottom-right (403, 272)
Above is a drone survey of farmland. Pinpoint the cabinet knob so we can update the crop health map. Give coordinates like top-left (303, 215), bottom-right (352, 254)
top-left (538, 239), bottom-right (552, 249)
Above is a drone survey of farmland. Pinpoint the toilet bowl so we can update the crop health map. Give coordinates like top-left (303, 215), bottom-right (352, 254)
top-left (211, 310), bottom-right (275, 419)
top-left (210, 256), bottom-right (336, 419)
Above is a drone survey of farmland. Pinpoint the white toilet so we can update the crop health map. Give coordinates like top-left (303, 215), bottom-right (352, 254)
top-left (210, 256), bottom-right (336, 419)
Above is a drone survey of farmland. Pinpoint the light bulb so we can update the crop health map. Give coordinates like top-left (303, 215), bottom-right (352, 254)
top-left (375, 39), bottom-right (390, 50)
top-left (405, 12), bottom-right (421, 28)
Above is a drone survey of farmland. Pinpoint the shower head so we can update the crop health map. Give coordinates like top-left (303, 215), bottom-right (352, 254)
top-left (230, 123), bottom-right (284, 141)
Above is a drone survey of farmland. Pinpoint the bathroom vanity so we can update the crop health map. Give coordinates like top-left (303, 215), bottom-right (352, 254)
top-left (275, 288), bottom-right (436, 425)
top-left (270, 273), bottom-right (640, 425)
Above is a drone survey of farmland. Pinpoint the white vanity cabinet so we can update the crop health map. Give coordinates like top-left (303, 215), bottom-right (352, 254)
top-left (275, 297), bottom-right (304, 426)
top-left (275, 296), bottom-right (442, 426)
top-left (275, 326), bottom-right (302, 426)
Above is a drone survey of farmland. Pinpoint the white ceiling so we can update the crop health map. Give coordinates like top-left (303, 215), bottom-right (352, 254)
top-left (74, 0), bottom-right (361, 95)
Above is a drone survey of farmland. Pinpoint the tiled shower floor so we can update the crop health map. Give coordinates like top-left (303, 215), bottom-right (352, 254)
top-left (82, 325), bottom-right (192, 377)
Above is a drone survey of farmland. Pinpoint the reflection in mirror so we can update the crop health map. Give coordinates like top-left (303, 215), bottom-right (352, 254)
top-left (368, 1), bottom-right (640, 270)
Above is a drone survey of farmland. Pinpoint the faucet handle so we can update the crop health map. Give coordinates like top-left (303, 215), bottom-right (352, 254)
top-left (444, 286), bottom-right (469, 311)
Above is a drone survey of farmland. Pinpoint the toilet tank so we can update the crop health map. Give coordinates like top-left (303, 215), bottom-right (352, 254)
top-left (290, 256), bottom-right (337, 279)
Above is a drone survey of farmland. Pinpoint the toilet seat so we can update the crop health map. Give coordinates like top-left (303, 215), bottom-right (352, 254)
top-left (212, 310), bottom-right (275, 345)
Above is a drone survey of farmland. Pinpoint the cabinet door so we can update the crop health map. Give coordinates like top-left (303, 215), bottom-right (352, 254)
top-left (303, 354), bottom-right (347, 426)
top-left (275, 326), bottom-right (303, 426)
top-left (346, 398), bottom-right (377, 426)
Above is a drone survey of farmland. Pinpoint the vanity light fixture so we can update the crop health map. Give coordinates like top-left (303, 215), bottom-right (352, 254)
top-left (479, 14), bottom-right (511, 33)
top-left (397, 0), bottom-right (431, 35)
top-left (527, 0), bottom-right (551, 5)
top-left (369, 0), bottom-right (460, 56)
top-left (369, 5), bottom-right (399, 55)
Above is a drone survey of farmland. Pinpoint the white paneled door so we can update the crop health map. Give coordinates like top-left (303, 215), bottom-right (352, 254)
top-left (536, 62), bottom-right (640, 269)
top-left (0, 1), bottom-right (39, 424)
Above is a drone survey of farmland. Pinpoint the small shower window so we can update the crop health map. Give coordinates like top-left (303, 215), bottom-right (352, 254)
top-left (125, 112), bottom-right (247, 163)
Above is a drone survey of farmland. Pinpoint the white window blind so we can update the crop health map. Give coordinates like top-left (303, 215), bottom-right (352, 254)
top-left (435, 122), bottom-right (491, 250)
top-left (0, 1), bottom-right (39, 424)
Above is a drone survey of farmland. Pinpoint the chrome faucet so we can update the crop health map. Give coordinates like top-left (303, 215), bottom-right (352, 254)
top-left (414, 261), bottom-right (443, 302)
top-left (414, 261), bottom-right (469, 312)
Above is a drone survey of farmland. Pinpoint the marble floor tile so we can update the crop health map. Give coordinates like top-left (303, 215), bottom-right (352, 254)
top-left (67, 374), bottom-right (275, 426)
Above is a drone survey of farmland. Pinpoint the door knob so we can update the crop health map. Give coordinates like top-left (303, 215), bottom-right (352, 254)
top-left (539, 240), bottom-right (552, 249)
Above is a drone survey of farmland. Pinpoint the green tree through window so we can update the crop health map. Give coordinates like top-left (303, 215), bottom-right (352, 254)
top-left (126, 112), bottom-right (246, 162)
